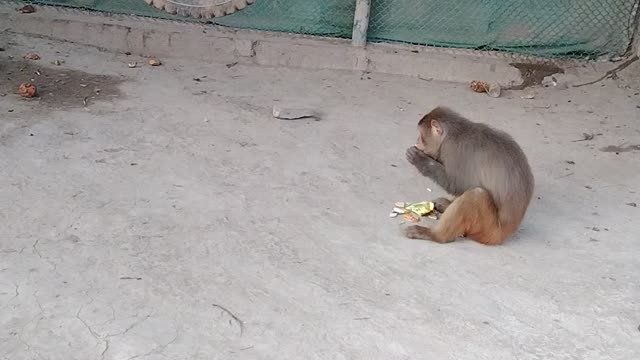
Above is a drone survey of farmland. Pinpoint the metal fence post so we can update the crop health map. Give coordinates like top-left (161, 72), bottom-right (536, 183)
top-left (352, 0), bottom-right (371, 47)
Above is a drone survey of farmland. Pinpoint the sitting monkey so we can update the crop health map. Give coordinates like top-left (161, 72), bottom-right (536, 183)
top-left (405, 106), bottom-right (534, 245)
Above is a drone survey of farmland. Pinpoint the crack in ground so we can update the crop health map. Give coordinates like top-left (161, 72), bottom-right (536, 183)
top-left (31, 240), bottom-right (41, 258)
top-left (212, 303), bottom-right (244, 336)
top-left (76, 291), bottom-right (153, 360)
top-left (105, 313), bottom-right (152, 338)
top-left (126, 326), bottom-right (180, 360)
top-left (31, 239), bottom-right (58, 271)
top-left (76, 297), bottom-right (107, 360)
top-left (17, 291), bottom-right (45, 360)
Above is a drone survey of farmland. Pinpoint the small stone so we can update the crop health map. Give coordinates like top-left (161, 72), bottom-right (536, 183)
top-left (148, 58), bottom-right (161, 66)
top-left (24, 53), bottom-right (40, 61)
top-left (19, 5), bottom-right (36, 13)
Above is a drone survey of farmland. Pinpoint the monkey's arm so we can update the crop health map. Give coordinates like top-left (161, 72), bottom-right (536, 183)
top-left (406, 147), bottom-right (458, 194)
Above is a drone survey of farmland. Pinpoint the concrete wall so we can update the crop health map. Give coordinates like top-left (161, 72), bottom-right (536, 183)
top-left (0, 2), bottom-right (530, 86)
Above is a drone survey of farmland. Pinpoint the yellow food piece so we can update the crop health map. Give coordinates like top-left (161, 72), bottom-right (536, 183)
top-left (405, 201), bottom-right (435, 216)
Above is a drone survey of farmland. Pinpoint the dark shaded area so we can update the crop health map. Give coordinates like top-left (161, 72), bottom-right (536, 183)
top-left (0, 56), bottom-right (124, 109)
top-left (508, 63), bottom-right (564, 90)
top-left (600, 144), bottom-right (640, 153)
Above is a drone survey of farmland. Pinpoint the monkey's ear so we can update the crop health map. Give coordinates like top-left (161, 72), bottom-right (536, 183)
top-left (430, 119), bottom-right (443, 136)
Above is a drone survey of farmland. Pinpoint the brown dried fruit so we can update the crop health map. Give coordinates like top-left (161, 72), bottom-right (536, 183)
top-left (18, 82), bottom-right (38, 98)
top-left (402, 212), bottom-right (421, 223)
top-left (24, 53), bottom-right (40, 61)
top-left (470, 80), bottom-right (488, 93)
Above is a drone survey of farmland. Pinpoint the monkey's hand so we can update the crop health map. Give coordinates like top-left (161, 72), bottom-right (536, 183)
top-left (406, 146), bottom-right (448, 182)
top-left (406, 146), bottom-right (438, 169)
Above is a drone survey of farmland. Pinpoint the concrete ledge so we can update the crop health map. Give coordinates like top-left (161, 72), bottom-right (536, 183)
top-left (0, 1), bottom-right (565, 86)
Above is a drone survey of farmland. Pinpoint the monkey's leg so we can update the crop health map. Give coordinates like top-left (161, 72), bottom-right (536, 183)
top-left (405, 188), bottom-right (501, 245)
top-left (433, 197), bottom-right (453, 213)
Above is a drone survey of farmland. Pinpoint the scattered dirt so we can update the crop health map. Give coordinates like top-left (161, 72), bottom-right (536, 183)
top-left (508, 63), bottom-right (564, 90)
top-left (600, 144), bottom-right (640, 153)
top-left (572, 133), bottom-right (600, 142)
top-left (574, 56), bottom-right (639, 88)
top-left (0, 56), bottom-right (124, 109)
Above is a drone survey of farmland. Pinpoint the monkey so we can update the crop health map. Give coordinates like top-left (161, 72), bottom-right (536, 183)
top-left (404, 106), bottom-right (534, 245)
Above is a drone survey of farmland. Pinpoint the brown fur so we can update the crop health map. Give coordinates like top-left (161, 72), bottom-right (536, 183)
top-left (405, 106), bottom-right (534, 245)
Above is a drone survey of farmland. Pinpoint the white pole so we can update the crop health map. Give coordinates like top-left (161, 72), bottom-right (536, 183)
top-left (352, 0), bottom-right (371, 47)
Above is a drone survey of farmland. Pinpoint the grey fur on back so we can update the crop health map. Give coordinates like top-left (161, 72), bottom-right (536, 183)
top-left (436, 107), bottom-right (534, 229)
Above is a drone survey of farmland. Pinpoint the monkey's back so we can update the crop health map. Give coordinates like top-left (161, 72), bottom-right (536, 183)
top-left (442, 120), bottom-right (534, 230)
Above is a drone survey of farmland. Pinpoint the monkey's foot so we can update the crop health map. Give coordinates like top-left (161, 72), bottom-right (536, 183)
top-left (404, 225), bottom-right (455, 244)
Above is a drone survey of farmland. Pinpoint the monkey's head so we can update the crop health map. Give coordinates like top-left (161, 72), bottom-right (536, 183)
top-left (415, 108), bottom-right (445, 157)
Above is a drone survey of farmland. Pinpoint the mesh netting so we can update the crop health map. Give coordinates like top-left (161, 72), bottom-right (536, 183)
top-left (368, 0), bottom-right (640, 58)
top-left (30, 0), bottom-right (640, 59)
top-left (215, 0), bottom-right (355, 37)
top-left (32, 0), bottom-right (357, 37)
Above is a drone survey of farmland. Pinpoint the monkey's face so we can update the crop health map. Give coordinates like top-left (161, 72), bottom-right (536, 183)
top-left (416, 125), bottom-right (441, 157)
top-left (415, 131), bottom-right (426, 151)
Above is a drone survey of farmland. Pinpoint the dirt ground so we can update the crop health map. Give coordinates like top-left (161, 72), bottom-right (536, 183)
top-left (1, 33), bottom-right (640, 360)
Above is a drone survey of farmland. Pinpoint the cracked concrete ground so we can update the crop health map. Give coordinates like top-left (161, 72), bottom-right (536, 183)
top-left (1, 33), bottom-right (640, 360)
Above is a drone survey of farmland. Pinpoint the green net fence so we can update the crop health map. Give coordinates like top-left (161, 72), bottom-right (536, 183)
top-left (31, 0), bottom-right (357, 37)
top-left (368, 0), bottom-right (640, 58)
top-left (30, 0), bottom-right (640, 59)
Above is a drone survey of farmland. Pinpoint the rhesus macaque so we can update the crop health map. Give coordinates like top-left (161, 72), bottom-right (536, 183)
top-left (405, 106), bottom-right (534, 245)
